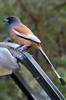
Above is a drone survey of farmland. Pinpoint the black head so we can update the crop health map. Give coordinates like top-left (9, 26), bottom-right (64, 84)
top-left (3, 16), bottom-right (21, 24)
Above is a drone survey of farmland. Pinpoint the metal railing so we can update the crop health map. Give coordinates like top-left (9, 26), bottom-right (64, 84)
top-left (2, 38), bottom-right (66, 100)
top-left (10, 52), bottom-right (65, 100)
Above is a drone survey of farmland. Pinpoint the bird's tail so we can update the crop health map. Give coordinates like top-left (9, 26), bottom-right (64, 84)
top-left (39, 47), bottom-right (65, 85)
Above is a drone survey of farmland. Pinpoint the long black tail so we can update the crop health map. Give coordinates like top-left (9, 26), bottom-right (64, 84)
top-left (39, 47), bottom-right (65, 85)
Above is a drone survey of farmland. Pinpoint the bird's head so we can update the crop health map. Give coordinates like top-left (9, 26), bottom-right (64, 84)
top-left (3, 16), bottom-right (21, 24)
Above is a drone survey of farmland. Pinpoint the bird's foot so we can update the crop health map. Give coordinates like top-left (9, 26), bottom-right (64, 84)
top-left (14, 45), bottom-right (31, 52)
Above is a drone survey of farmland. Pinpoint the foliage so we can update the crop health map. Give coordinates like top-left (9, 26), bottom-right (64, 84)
top-left (0, 0), bottom-right (66, 99)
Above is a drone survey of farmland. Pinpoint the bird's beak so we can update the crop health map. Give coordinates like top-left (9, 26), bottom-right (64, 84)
top-left (3, 18), bottom-right (9, 22)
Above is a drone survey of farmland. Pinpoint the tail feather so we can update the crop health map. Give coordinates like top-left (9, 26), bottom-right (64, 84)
top-left (39, 47), bottom-right (65, 85)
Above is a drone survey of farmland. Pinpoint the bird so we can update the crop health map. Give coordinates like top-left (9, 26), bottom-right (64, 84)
top-left (0, 47), bottom-right (19, 76)
top-left (3, 16), bottom-right (65, 85)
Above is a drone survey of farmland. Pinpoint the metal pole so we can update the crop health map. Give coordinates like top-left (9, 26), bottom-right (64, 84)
top-left (10, 72), bottom-right (36, 100)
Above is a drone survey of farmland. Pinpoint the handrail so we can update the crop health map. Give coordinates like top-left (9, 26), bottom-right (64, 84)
top-left (2, 38), bottom-right (66, 100)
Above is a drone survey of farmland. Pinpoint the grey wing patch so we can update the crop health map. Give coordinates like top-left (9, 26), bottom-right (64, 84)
top-left (14, 30), bottom-right (41, 43)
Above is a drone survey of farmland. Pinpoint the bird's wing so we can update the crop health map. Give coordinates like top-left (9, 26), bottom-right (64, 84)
top-left (14, 24), bottom-right (33, 35)
top-left (13, 30), bottom-right (41, 43)
top-left (13, 24), bottom-right (41, 43)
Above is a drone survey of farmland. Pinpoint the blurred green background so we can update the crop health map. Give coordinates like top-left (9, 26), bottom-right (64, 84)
top-left (0, 0), bottom-right (66, 99)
